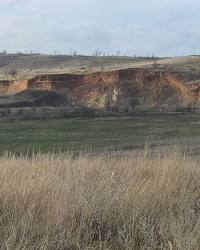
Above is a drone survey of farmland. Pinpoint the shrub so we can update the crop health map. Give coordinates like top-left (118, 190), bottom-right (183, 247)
top-left (8, 68), bottom-right (18, 76)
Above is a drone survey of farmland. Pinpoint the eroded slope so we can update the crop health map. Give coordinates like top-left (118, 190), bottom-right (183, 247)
top-left (0, 67), bottom-right (197, 108)
top-left (26, 68), bottom-right (195, 107)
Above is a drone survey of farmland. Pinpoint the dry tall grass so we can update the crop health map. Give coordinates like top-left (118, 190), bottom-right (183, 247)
top-left (0, 149), bottom-right (200, 249)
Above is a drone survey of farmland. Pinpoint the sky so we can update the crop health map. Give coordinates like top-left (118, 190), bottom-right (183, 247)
top-left (0, 0), bottom-right (200, 57)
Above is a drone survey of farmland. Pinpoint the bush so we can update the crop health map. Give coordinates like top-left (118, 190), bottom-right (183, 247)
top-left (1, 109), bottom-right (6, 117)
top-left (8, 68), bottom-right (18, 76)
top-left (124, 106), bottom-right (129, 112)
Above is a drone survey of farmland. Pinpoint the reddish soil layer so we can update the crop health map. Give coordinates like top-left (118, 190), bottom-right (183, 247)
top-left (0, 68), bottom-right (198, 107)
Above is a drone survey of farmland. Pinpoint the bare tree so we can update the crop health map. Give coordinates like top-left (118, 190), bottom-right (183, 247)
top-left (0, 49), bottom-right (7, 54)
top-left (105, 94), bottom-right (110, 113)
top-left (73, 50), bottom-right (77, 56)
top-left (116, 50), bottom-right (120, 56)
top-left (94, 49), bottom-right (99, 57)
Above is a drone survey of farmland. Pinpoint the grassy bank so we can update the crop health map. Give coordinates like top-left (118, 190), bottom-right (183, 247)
top-left (0, 150), bottom-right (199, 249)
top-left (1, 113), bottom-right (200, 153)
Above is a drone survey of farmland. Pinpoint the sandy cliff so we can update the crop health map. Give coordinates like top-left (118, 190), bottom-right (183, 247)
top-left (26, 68), bottom-right (195, 107)
top-left (0, 68), bottom-right (197, 108)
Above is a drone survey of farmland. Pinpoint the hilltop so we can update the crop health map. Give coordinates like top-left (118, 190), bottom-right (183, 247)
top-left (1, 54), bottom-right (200, 81)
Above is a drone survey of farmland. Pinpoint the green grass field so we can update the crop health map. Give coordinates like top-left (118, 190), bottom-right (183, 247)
top-left (0, 113), bottom-right (200, 154)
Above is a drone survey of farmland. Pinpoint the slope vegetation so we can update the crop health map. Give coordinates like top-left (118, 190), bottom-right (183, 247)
top-left (0, 89), bottom-right (69, 108)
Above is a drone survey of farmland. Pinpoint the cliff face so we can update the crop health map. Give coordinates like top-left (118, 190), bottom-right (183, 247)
top-left (0, 68), bottom-right (197, 108)
top-left (0, 80), bottom-right (27, 95)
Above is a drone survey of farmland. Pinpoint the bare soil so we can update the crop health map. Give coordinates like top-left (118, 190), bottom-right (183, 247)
top-left (0, 54), bottom-right (200, 108)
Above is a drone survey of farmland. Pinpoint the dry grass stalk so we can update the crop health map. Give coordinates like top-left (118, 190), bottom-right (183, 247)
top-left (0, 150), bottom-right (199, 249)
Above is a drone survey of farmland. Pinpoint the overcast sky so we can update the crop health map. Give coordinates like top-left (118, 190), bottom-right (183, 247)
top-left (0, 0), bottom-right (200, 57)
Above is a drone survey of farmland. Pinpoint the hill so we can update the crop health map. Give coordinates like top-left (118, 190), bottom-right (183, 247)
top-left (0, 54), bottom-right (200, 108)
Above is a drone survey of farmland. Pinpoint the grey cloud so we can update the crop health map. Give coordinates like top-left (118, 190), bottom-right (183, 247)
top-left (1, 0), bottom-right (200, 56)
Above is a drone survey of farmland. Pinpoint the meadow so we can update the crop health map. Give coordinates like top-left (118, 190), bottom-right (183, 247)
top-left (0, 113), bottom-right (200, 154)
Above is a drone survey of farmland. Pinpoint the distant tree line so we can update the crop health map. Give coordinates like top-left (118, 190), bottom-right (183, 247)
top-left (0, 48), bottom-right (170, 59)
